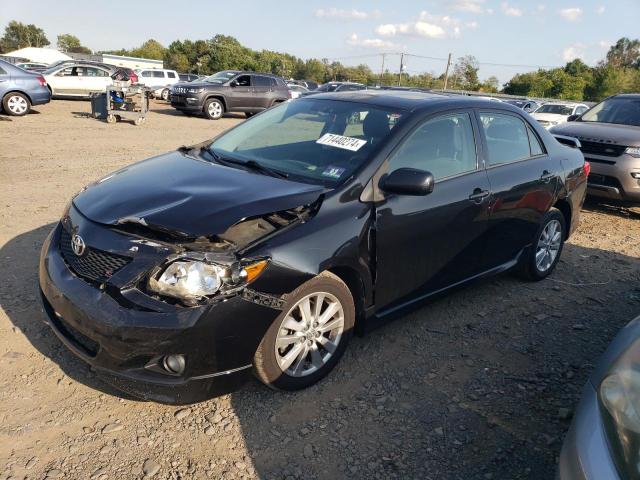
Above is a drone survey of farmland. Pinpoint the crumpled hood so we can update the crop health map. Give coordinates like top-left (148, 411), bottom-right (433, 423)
top-left (550, 121), bottom-right (640, 147)
top-left (73, 151), bottom-right (325, 237)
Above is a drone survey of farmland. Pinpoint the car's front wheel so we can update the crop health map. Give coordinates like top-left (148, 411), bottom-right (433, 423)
top-left (254, 272), bottom-right (355, 391)
top-left (518, 207), bottom-right (566, 281)
top-left (3, 92), bottom-right (31, 116)
top-left (161, 88), bottom-right (170, 101)
top-left (204, 98), bottom-right (224, 120)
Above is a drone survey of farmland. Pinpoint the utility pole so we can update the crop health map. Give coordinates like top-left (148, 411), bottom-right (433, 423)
top-left (443, 53), bottom-right (452, 91)
top-left (398, 52), bottom-right (404, 86)
top-left (379, 53), bottom-right (386, 87)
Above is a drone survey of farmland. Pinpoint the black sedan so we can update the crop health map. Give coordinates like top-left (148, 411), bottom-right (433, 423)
top-left (39, 91), bottom-right (588, 403)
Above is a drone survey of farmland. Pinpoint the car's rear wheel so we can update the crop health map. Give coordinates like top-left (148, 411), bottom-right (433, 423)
top-left (3, 92), bottom-right (31, 116)
top-left (204, 98), bottom-right (224, 120)
top-left (518, 207), bottom-right (565, 281)
top-left (245, 112), bottom-right (255, 118)
top-left (254, 272), bottom-right (355, 391)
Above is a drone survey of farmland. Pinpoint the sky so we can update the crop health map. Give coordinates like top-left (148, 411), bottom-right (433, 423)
top-left (1, 0), bottom-right (639, 84)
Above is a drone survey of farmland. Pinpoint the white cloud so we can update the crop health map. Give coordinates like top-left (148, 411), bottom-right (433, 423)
top-left (315, 8), bottom-right (369, 20)
top-left (559, 7), bottom-right (583, 21)
top-left (562, 43), bottom-right (586, 61)
top-left (501, 2), bottom-right (523, 17)
top-left (536, 4), bottom-right (546, 12)
top-left (450, 0), bottom-right (486, 13)
top-left (375, 11), bottom-right (470, 39)
top-left (347, 33), bottom-right (397, 49)
top-left (598, 40), bottom-right (612, 49)
top-left (596, 5), bottom-right (606, 14)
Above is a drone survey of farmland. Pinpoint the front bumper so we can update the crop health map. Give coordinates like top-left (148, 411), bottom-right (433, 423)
top-left (558, 383), bottom-right (620, 480)
top-left (586, 153), bottom-right (640, 203)
top-left (170, 93), bottom-right (204, 112)
top-left (38, 220), bottom-right (282, 404)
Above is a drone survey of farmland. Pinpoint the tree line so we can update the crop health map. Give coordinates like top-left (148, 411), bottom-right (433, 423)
top-left (1, 20), bottom-right (639, 101)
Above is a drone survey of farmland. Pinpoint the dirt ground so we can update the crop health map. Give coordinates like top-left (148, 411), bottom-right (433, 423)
top-left (1, 100), bottom-right (639, 480)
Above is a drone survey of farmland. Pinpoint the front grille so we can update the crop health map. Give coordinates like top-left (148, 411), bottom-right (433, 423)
top-left (60, 229), bottom-right (130, 283)
top-left (588, 173), bottom-right (622, 189)
top-left (579, 141), bottom-right (627, 157)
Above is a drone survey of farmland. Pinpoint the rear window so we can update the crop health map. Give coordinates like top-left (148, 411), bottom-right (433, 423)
top-left (480, 112), bottom-right (533, 166)
top-left (167, 71), bottom-right (176, 78)
top-left (253, 76), bottom-right (271, 87)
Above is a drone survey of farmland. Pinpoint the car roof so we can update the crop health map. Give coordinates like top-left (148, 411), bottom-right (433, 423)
top-left (301, 90), bottom-right (528, 113)
top-left (612, 93), bottom-right (640, 99)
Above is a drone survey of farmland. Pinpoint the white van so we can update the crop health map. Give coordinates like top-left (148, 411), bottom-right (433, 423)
top-left (134, 69), bottom-right (180, 100)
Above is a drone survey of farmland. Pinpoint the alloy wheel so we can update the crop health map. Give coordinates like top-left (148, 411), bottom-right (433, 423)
top-left (8, 95), bottom-right (28, 115)
top-left (208, 101), bottom-right (222, 119)
top-left (536, 219), bottom-right (562, 272)
top-left (275, 292), bottom-right (345, 377)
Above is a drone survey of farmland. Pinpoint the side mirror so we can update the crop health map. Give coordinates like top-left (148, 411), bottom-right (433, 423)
top-left (379, 168), bottom-right (435, 196)
top-left (229, 80), bottom-right (238, 87)
top-left (567, 114), bottom-right (579, 122)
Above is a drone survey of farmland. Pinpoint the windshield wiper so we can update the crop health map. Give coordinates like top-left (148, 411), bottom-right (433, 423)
top-left (205, 148), bottom-right (289, 179)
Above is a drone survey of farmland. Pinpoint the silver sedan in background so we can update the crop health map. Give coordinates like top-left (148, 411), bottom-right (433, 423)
top-left (559, 314), bottom-right (640, 479)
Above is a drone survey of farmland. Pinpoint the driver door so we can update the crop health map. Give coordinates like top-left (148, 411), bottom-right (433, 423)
top-left (228, 74), bottom-right (254, 110)
top-left (374, 110), bottom-right (492, 311)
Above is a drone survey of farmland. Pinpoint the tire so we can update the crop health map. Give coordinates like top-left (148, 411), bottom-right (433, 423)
top-left (2, 92), bottom-right (31, 116)
top-left (517, 207), bottom-right (566, 281)
top-left (161, 88), bottom-right (170, 101)
top-left (245, 112), bottom-right (255, 118)
top-left (204, 98), bottom-right (224, 120)
top-left (254, 272), bottom-right (355, 391)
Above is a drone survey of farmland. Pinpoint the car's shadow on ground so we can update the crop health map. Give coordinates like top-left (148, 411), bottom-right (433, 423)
top-left (583, 197), bottom-right (640, 220)
top-left (2, 219), bottom-right (639, 479)
top-left (149, 103), bottom-right (246, 120)
top-left (0, 223), bottom-right (139, 400)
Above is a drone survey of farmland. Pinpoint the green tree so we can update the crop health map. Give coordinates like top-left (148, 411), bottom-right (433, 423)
top-left (130, 39), bottom-right (166, 60)
top-left (453, 55), bottom-right (480, 90)
top-left (0, 20), bottom-right (49, 53)
top-left (57, 34), bottom-right (91, 54)
top-left (605, 37), bottom-right (640, 68)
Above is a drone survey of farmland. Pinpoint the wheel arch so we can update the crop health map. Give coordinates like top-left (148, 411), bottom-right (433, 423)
top-left (324, 266), bottom-right (368, 334)
top-left (204, 94), bottom-right (227, 111)
top-left (2, 89), bottom-right (32, 105)
top-left (552, 198), bottom-right (572, 240)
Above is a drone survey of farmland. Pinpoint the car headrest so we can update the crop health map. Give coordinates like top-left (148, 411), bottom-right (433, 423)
top-left (362, 111), bottom-right (390, 142)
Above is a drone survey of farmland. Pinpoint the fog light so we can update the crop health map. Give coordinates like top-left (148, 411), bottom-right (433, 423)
top-left (162, 354), bottom-right (186, 375)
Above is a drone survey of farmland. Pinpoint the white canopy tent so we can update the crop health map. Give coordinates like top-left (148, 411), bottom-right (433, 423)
top-left (4, 47), bottom-right (72, 64)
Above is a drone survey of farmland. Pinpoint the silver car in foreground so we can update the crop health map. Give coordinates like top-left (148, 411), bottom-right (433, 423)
top-left (559, 314), bottom-right (640, 479)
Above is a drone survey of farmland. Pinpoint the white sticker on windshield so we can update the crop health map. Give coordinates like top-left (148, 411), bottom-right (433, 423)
top-left (316, 133), bottom-right (367, 151)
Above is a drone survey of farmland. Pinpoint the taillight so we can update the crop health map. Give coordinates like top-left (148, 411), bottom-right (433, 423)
top-left (583, 161), bottom-right (591, 177)
top-left (130, 73), bottom-right (138, 84)
top-left (37, 75), bottom-right (46, 87)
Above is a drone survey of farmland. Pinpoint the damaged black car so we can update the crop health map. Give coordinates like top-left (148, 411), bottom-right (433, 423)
top-left (39, 91), bottom-right (588, 403)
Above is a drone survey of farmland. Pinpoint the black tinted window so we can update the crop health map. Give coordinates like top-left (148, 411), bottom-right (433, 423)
top-left (141, 71), bottom-right (152, 77)
top-left (480, 113), bottom-right (531, 165)
top-left (152, 71), bottom-right (164, 78)
top-left (253, 76), bottom-right (271, 87)
top-left (235, 75), bottom-right (251, 87)
top-left (167, 71), bottom-right (176, 78)
top-left (390, 113), bottom-right (477, 180)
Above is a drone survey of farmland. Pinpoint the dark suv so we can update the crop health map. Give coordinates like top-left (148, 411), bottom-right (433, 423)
top-left (170, 70), bottom-right (290, 120)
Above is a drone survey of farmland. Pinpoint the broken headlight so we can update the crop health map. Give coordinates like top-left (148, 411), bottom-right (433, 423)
top-left (148, 258), bottom-right (268, 302)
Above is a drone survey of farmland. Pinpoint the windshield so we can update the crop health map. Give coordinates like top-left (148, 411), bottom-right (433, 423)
top-left (208, 98), bottom-right (404, 186)
top-left (204, 71), bottom-right (238, 84)
top-left (535, 104), bottom-right (574, 115)
top-left (580, 97), bottom-right (640, 127)
top-left (316, 83), bottom-right (340, 92)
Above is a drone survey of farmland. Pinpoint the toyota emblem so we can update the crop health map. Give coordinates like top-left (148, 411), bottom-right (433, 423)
top-left (71, 233), bottom-right (86, 256)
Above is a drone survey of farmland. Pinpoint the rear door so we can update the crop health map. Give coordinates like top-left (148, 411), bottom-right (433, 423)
top-left (83, 66), bottom-right (112, 94)
top-left (476, 110), bottom-right (560, 270)
top-left (374, 110), bottom-right (493, 311)
top-left (252, 75), bottom-right (273, 108)
top-left (51, 66), bottom-right (81, 95)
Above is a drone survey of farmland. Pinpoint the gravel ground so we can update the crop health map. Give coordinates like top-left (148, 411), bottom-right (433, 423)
top-left (1, 100), bottom-right (639, 480)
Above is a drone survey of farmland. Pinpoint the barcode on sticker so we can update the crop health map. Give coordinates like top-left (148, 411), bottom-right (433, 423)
top-left (316, 133), bottom-right (367, 151)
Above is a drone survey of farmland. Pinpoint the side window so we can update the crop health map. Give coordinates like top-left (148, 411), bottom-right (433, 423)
top-left (85, 67), bottom-right (107, 77)
top-left (141, 71), bottom-right (152, 77)
top-left (235, 75), bottom-right (251, 87)
top-left (480, 112), bottom-right (532, 166)
top-left (167, 71), bottom-right (176, 78)
top-left (388, 112), bottom-right (478, 181)
top-left (57, 67), bottom-right (74, 77)
top-left (527, 126), bottom-right (544, 156)
top-left (152, 71), bottom-right (164, 78)
top-left (575, 106), bottom-right (587, 115)
top-left (253, 76), bottom-right (271, 87)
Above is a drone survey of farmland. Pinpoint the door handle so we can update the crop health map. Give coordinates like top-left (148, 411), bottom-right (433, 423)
top-left (540, 170), bottom-right (555, 183)
top-left (468, 188), bottom-right (490, 203)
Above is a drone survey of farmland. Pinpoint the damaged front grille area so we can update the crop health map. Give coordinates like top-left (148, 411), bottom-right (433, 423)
top-left (60, 229), bottom-right (131, 284)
